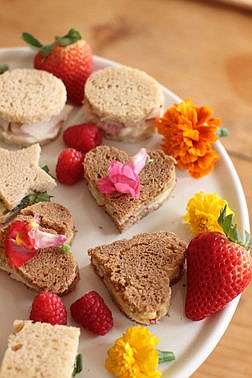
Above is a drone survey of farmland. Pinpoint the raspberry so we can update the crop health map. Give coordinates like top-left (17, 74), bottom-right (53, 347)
top-left (56, 148), bottom-right (84, 185)
top-left (70, 291), bottom-right (113, 335)
top-left (63, 123), bottom-right (102, 153)
top-left (30, 291), bottom-right (67, 325)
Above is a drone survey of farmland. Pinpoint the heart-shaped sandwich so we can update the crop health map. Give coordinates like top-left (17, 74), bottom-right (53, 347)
top-left (0, 202), bottom-right (79, 296)
top-left (88, 231), bottom-right (186, 324)
top-left (84, 146), bottom-right (176, 232)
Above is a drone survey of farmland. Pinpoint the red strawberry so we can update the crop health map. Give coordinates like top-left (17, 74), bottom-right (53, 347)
top-left (70, 291), bottom-right (113, 335)
top-left (30, 291), bottom-right (67, 325)
top-left (63, 123), bottom-right (102, 153)
top-left (56, 148), bottom-right (84, 185)
top-left (185, 206), bottom-right (252, 321)
top-left (22, 29), bottom-right (93, 105)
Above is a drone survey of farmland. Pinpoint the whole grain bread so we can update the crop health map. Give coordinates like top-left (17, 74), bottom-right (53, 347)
top-left (84, 145), bottom-right (176, 232)
top-left (0, 68), bottom-right (66, 123)
top-left (88, 231), bottom-right (187, 324)
top-left (0, 320), bottom-right (80, 378)
top-left (83, 66), bottom-right (164, 142)
top-left (0, 202), bottom-right (79, 296)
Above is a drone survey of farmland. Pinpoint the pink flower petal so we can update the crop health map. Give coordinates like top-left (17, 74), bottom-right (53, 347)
top-left (97, 149), bottom-right (147, 198)
top-left (128, 148), bottom-right (147, 174)
top-left (98, 177), bottom-right (116, 194)
top-left (32, 229), bottom-right (67, 249)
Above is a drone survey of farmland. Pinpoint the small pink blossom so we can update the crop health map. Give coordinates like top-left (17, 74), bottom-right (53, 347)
top-left (98, 148), bottom-right (147, 199)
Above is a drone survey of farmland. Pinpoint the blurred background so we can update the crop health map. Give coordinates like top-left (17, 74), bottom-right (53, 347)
top-left (0, 0), bottom-right (251, 377)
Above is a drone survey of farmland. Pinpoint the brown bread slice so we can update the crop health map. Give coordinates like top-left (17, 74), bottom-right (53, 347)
top-left (84, 145), bottom-right (176, 232)
top-left (0, 202), bottom-right (79, 296)
top-left (88, 231), bottom-right (187, 325)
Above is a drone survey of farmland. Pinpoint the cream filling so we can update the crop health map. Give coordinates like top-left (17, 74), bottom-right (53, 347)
top-left (0, 104), bottom-right (73, 144)
top-left (83, 100), bottom-right (157, 140)
top-left (92, 259), bottom-right (169, 324)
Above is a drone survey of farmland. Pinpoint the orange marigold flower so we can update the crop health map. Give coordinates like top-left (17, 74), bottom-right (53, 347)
top-left (156, 99), bottom-right (221, 179)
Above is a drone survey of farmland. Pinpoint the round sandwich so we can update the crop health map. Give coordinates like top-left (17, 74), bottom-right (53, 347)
top-left (83, 66), bottom-right (164, 142)
top-left (0, 68), bottom-right (72, 146)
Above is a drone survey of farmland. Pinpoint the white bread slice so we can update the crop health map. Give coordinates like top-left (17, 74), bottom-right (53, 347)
top-left (0, 69), bottom-right (66, 124)
top-left (0, 68), bottom-right (70, 146)
top-left (0, 320), bottom-right (80, 378)
top-left (84, 145), bottom-right (176, 232)
top-left (83, 66), bottom-right (164, 142)
top-left (0, 144), bottom-right (56, 225)
top-left (88, 231), bottom-right (187, 325)
top-left (0, 202), bottom-right (79, 296)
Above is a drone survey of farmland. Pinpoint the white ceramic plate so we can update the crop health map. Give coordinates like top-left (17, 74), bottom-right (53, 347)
top-left (0, 48), bottom-right (250, 378)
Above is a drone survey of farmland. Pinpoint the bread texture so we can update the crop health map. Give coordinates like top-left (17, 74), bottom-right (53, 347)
top-left (0, 69), bottom-right (66, 123)
top-left (83, 66), bottom-right (164, 142)
top-left (88, 231), bottom-right (187, 324)
top-left (0, 320), bottom-right (80, 378)
top-left (84, 145), bottom-right (176, 232)
top-left (0, 144), bottom-right (56, 225)
top-left (0, 202), bottom-right (79, 296)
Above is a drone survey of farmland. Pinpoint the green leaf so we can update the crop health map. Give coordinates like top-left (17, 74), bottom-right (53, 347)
top-left (55, 28), bottom-right (82, 46)
top-left (21, 32), bottom-right (43, 49)
top-left (158, 350), bottom-right (175, 363)
top-left (216, 127), bottom-right (229, 137)
top-left (72, 354), bottom-right (82, 376)
top-left (0, 64), bottom-right (9, 74)
top-left (218, 206), bottom-right (252, 250)
top-left (41, 43), bottom-right (54, 59)
top-left (60, 244), bottom-right (71, 253)
top-left (10, 191), bottom-right (53, 215)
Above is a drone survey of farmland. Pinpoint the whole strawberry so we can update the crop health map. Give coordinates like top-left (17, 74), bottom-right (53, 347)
top-left (22, 29), bottom-right (93, 105)
top-left (30, 291), bottom-right (67, 325)
top-left (56, 148), bottom-right (84, 185)
top-left (185, 206), bottom-right (252, 321)
top-left (70, 291), bottom-right (113, 335)
top-left (63, 123), bottom-right (102, 153)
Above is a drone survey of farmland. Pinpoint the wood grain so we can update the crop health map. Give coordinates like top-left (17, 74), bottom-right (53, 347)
top-left (0, 0), bottom-right (251, 376)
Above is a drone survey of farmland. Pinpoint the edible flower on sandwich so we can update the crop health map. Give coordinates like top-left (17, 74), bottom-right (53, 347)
top-left (105, 325), bottom-right (175, 378)
top-left (184, 191), bottom-right (233, 234)
top-left (98, 148), bottom-right (147, 198)
top-left (5, 214), bottom-right (67, 269)
top-left (156, 99), bottom-right (227, 179)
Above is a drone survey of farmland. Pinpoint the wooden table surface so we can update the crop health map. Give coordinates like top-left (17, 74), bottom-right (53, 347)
top-left (0, 1), bottom-right (251, 377)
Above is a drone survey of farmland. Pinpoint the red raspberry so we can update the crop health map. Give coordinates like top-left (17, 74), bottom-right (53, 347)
top-left (70, 291), bottom-right (113, 335)
top-left (56, 148), bottom-right (84, 185)
top-left (63, 123), bottom-right (102, 153)
top-left (30, 291), bottom-right (67, 325)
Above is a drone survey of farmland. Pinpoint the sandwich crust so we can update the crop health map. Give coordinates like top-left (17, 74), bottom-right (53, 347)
top-left (83, 66), bottom-right (164, 142)
top-left (0, 320), bottom-right (80, 378)
top-left (88, 231), bottom-right (187, 324)
top-left (0, 68), bottom-right (66, 123)
top-left (84, 145), bottom-right (176, 232)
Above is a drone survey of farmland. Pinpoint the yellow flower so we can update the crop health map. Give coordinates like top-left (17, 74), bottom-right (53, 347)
top-left (184, 192), bottom-right (234, 234)
top-left (105, 326), bottom-right (162, 378)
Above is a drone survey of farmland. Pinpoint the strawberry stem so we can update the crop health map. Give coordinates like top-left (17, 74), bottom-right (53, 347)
top-left (0, 64), bottom-right (9, 74)
top-left (21, 28), bottom-right (82, 58)
top-left (218, 206), bottom-right (252, 250)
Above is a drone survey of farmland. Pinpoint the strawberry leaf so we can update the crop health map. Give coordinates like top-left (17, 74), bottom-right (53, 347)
top-left (218, 206), bottom-right (251, 250)
top-left (21, 32), bottom-right (43, 49)
top-left (55, 28), bottom-right (82, 46)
